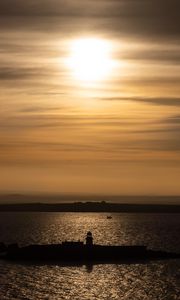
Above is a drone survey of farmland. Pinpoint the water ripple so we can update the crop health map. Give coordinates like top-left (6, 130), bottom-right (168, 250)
top-left (0, 212), bottom-right (180, 299)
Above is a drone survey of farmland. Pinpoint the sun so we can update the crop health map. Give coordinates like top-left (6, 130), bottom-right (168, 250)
top-left (67, 38), bottom-right (113, 83)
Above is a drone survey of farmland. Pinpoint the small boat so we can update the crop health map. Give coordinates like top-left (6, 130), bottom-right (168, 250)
top-left (0, 232), bottom-right (179, 264)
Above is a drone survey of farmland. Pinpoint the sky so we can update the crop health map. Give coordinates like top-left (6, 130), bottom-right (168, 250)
top-left (0, 0), bottom-right (180, 196)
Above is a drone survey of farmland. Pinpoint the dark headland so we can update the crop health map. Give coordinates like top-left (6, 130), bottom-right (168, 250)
top-left (1, 232), bottom-right (180, 263)
top-left (0, 195), bottom-right (180, 212)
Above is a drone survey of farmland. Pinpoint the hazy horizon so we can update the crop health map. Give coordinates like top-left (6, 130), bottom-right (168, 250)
top-left (0, 193), bottom-right (180, 205)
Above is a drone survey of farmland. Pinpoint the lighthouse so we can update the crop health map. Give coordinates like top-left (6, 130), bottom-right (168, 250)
top-left (85, 231), bottom-right (93, 246)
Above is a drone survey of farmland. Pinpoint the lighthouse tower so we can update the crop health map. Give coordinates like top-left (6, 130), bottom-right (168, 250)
top-left (86, 231), bottom-right (93, 246)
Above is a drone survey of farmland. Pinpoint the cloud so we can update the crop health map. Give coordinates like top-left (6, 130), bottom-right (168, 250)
top-left (0, 67), bottom-right (35, 81)
top-left (142, 139), bottom-right (180, 152)
top-left (119, 48), bottom-right (180, 65)
top-left (0, 113), bottom-right (142, 131)
top-left (0, 1), bottom-right (179, 18)
top-left (19, 106), bottom-right (63, 113)
top-left (100, 96), bottom-right (180, 107)
top-left (124, 114), bottom-right (180, 151)
top-left (128, 139), bottom-right (180, 152)
top-left (135, 98), bottom-right (180, 107)
top-left (163, 115), bottom-right (180, 124)
top-left (0, 1), bottom-right (180, 39)
top-left (0, 111), bottom-right (180, 153)
top-left (0, 66), bottom-right (54, 81)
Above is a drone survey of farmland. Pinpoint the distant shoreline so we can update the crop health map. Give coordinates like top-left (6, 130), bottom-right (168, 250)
top-left (0, 202), bottom-right (180, 213)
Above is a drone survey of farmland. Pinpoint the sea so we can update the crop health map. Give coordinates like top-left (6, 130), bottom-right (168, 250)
top-left (0, 212), bottom-right (180, 300)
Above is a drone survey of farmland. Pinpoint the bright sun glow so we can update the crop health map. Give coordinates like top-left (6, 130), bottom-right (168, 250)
top-left (67, 38), bottom-right (113, 83)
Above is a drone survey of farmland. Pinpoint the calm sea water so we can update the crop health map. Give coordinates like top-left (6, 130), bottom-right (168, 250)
top-left (0, 212), bottom-right (180, 300)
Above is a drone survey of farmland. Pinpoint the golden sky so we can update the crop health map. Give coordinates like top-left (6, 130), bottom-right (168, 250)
top-left (0, 0), bottom-right (180, 195)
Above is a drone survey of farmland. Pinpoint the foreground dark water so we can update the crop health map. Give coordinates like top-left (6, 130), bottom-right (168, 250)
top-left (0, 213), bottom-right (180, 299)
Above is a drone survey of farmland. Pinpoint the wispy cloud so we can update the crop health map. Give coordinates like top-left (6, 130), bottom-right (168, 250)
top-left (0, 66), bottom-right (51, 81)
top-left (100, 96), bottom-right (180, 107)
top-left (119, 48), bottom-right (180, 65)
top-left (0, 1), bottom-right (180, 39)
top-left (162, 115), bottom-right (180, 124)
